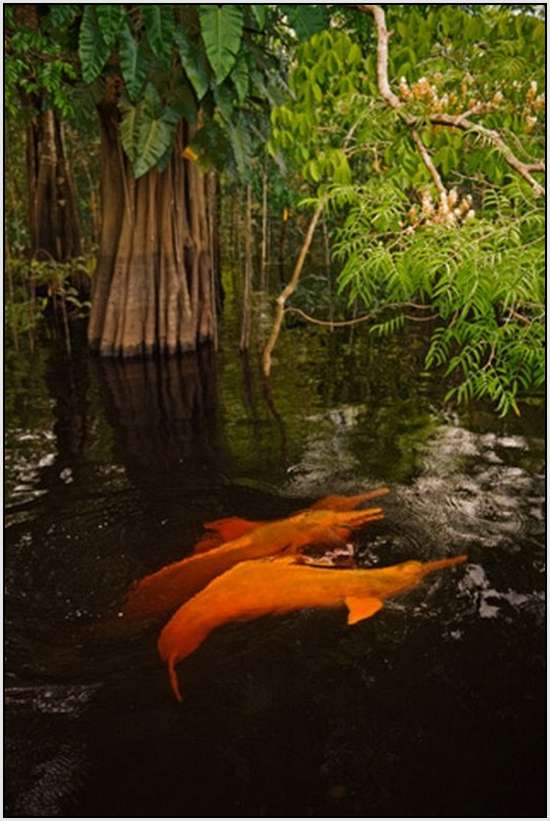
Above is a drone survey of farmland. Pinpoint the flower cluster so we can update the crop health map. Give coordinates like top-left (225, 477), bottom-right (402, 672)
top-left (401, 189), bottom-right (475, 234)
top-left (398, 73), bottom-right (506, 117)
top-left (523, 80), bottom-right (545, 133)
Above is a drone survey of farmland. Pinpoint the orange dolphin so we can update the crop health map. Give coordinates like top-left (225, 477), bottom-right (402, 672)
top-left (192, 487), bottom-right (390, 554)
top-left (120, 499), bottom-right (386, 625)
top-left (158, 553), bottom-right (468, 701)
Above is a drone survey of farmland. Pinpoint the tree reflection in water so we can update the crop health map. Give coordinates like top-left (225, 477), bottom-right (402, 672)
top-left (94, 347), bottom-right (222, 486)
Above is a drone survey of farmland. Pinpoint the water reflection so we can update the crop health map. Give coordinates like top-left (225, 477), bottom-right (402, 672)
top-left (94, 347), bottom-right (222, 485)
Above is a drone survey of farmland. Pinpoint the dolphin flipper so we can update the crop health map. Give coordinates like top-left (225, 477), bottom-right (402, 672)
top-left (345, 596), bottom-right (383, 624)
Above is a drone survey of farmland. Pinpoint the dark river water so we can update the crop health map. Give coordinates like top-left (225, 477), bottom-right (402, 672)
top-left (4, 306), bottom-right (546, 817)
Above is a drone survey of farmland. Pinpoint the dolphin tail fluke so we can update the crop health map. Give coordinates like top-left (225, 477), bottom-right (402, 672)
top-left (168, 657), bottom-right (183, 702)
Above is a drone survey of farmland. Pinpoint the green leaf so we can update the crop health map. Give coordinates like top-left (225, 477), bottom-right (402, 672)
top-left (285, 5), bottom-right (329, 40)
top-left (143, 82), bottom-right (162, 118)
top-left (226, 119), bottom-right (251, 177)
top-left (231, 54), bottom-right (249, 104)
top-left (134, 112), bottom-right (175, 178)
top-left (120, 25), bottom-right (147, 102)
top-left (214, 82), bottom-right (234, 122)
top-left (96, 4), bottom-right (125, 47)
top-left (170, 82), bottom-right (198, 124)
top-left (199, 5), bottom-right (243, 84)
top-left (251, 5), bottom-right (266, 30)
top-left (141, 6), bottom-right (174, 66)
top-left (119, 99), bottom-right (140, 163)
top-left (79, 6), bottom-right (111, 84)
top-left (173, 29), bottom-right (209, 100)
top-left (48, 5), bottom-right (81, 29)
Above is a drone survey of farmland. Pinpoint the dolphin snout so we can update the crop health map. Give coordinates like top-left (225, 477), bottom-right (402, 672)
top-left (422, 555), bottom-right (468, 574)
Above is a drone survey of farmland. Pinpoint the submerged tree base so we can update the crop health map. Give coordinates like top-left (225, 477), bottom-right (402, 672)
top-left (88, 106), bottom-right (219, 358)
top-left (89, 334), bottom-right (215, 359)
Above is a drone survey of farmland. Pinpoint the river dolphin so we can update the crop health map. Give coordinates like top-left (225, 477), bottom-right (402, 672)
top-left (158, 553), bottom-right (468, 701)
top-left (120, 491), bottom-right (388, 624)
top-left (192, 487), bottom-right (390, 553)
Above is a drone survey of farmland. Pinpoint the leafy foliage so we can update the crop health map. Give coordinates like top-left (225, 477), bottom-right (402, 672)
top-left (119, 24), bottom-right (148, 102)
top-left (268, 30), bottom-right (366, 184)
top-left (5, 6), bottom-right (78, 119)
top-left (78, 6), bottom-right (112, 84)
top-left (198, 6), bottom-right (244, 84)
top-left (269, 9), bottom-right (545, 414)
top-left (285, 6), bottom-right (330, 41)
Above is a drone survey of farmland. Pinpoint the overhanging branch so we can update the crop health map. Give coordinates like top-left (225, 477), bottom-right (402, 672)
top-left (358, 4), bottom-right (545, 198)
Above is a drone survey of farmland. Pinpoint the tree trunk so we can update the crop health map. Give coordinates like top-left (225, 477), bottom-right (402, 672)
top-left (26, 108), bottom-right (82, 261)
top-left (88, 105), bottom-right (219, 357)
top-left (260, 166), bottom-right (268, 291)
top-left (239, 184), bottom-right (254, 352)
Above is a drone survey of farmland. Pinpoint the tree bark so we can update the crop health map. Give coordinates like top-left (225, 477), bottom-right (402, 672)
top-left (239, 184), bottom-right (254, 352)
top-left (88, 105), bottom-right (219, 357)
top-left (26, 108), bottom-right (82, 261)
top-left (260, 166), bottom-right (269, 291)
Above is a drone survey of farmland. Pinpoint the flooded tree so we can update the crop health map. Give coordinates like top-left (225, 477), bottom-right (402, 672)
top-left (68, 5), bottom-right (330, 357)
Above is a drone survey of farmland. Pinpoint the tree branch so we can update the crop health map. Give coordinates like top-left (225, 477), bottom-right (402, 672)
top-left (410, 129), bottom-right (447, 196)
top-left (284, 306), bottom-right (377, 328)
top-left (358, 4), bottom-right (545, 199)
top-left (262, 201), bottom-right (324, 377)
top-left (357, 4), bottom-right (448, 197)
top-left (284, 302), bottom-right (436, 328)
top-left (429, 113), bottom-right (545, 197)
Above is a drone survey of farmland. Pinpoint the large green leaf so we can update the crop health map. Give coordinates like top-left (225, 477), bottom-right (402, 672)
top-left (231, 53), bottom-right (249, 104)
top-left (251, 5), bottom-right (266, 30)
top-left (119, 25), bottom-right (147, 102)
top-left (119, 98), bottom-right (141, 163)
top-left (285, 6), bottom-right (329, 40)
top-left (170, 81), bottom-right (198, 124)
top-left (143, 82), bottom-right (162, 118)
top-left (141, 5), bottom-right (174, 66)
top-left (226, 118), bottom-right (252, 178)
top-left (214, 82), bottom-right (234, 122)
top-left (199, 5), bottom-right (243, 84)
top-left (134, 112), bottom-right (176, 178)
top-left (173, 29), bottom-right (209, 100)
top-left (79, 6), bottom-right (111, 84)
top-left (96, 4), bottom-right (125, 47)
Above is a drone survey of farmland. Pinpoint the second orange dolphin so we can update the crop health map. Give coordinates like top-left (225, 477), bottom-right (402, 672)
top-left (158, 553), bottom-right (468, 700)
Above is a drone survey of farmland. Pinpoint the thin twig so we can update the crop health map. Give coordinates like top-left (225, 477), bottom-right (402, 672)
top-left (262, 201), bottom-right (324, 376)
top-left (506, 307), bottom-right (532, 325)
top-left (285, 303), bottom-right (436, 327)
top-left (410, 129), bottom-right (447, 196)
top-left (429, 113), bottom-right (545, 197)
top-left (284, 306), bottom-right (377, 327)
